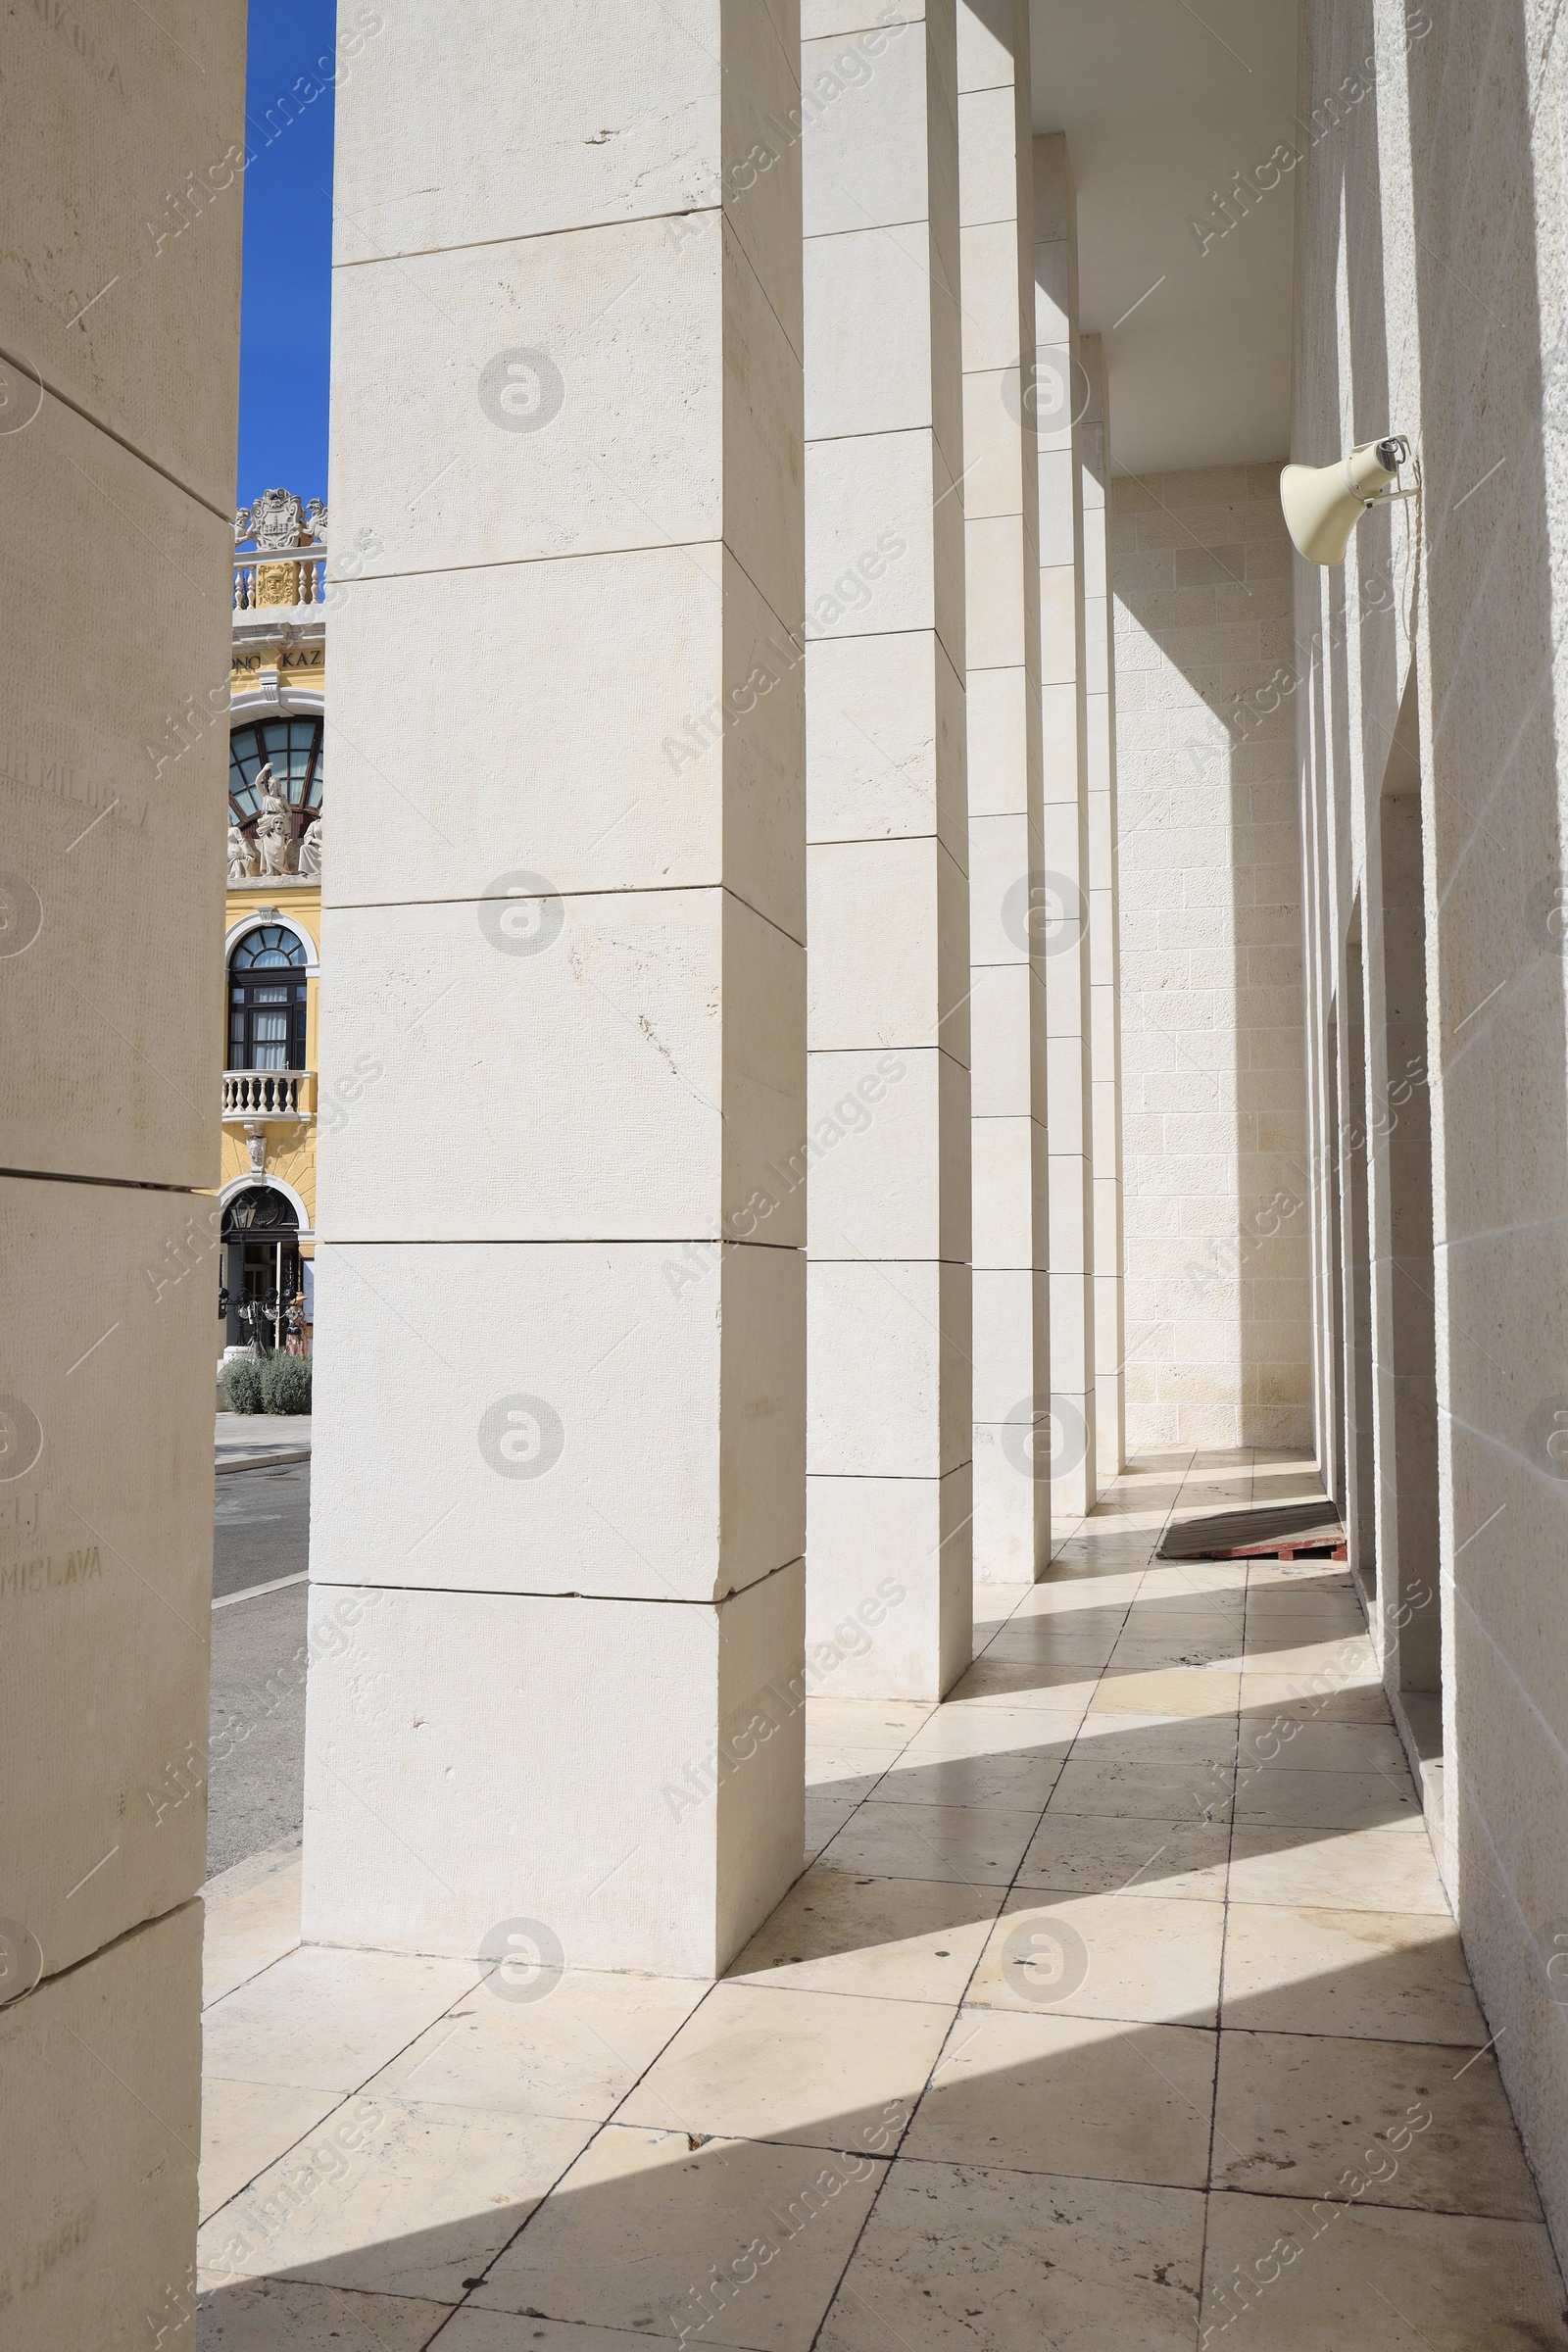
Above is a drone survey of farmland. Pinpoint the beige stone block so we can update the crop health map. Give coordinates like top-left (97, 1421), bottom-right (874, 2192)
top-left (966, 511), bottom-right (1029, 667)
top-left (972, 1114), bottom-right (1047, 1269)
top-left (957, 84), bottom-right (1020, 226)
top-left (972, 1419), bottom-right (1051, 1582)
top-left (302, 1566), bottom-right (806, 1978)
top-left (808, 1046), bottom-right (969, 1262)
top-left (969, 808), bottom-right (1041, 966)
top-left (0, 1177), bottom-right (212, 1979)
top-left (331, 214), bottom-right (802, 627)
top-left (807, 1463), bottom-right (973, 1697)
top-left (2, 390), bottom-right (229, 1188)
top-left (806, 628), bottom-right (965, 862)
top-left (966, 663), bottom-right (1034, 816)
top-left (808, 836), bottom-right (970, 1059)
top-left (961, 364), bottom-right (1028, 521)
top-left (2, 2), bottom-right (243, 510)
top-left (326, 545), bottom-right (802, 936)
top-left (317, 886), bottom-right (802, 1242)
top-left (338, 2), bottom-right (717, 250)
top-left (972, 1266), bottom-right (1048, 1417)
top-left (804, 16), bottom-right (948, 238)
top-left (805, 221), bottom-right (937, 439)
top-left (808, 1260), bottom-right (971, 1477)
top-left (1039, 559), bottom-right (1079, 684)
top-left (805, 427), bottom-right (958, 662)
top-left (308, 1239), bottom-right (803, 1603)
top-left (969, 960), bottom-right (1046, 1118)
top-left (0, 1902), bottom-right (200, 2352)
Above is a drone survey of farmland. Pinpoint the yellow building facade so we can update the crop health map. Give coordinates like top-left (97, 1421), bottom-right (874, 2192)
top-left (219, 490), bottom-right (326, 1357)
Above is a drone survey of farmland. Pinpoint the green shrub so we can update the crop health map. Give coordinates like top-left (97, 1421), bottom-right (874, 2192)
top-left (220, 1355), bottom-right (266, 1414)
top-left (261, 1350), bottom-right (312, 1416)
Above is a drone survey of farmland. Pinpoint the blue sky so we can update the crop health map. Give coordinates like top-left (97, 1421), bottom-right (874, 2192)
top-left (236, 4), bottom-right (338, 514)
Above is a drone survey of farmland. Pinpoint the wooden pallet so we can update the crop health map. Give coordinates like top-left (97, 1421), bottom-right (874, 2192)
top-left (1155, 1501), bottom-right (1348, 1565)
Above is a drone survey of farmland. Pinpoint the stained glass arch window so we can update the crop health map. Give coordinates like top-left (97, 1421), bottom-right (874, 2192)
top-left (228, 717), bottom-right (324, 827)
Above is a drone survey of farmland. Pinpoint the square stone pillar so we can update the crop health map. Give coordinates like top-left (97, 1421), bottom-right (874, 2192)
top-left (802, 0), bottom-right (973, 1695)
top-left (305, 3), bottom-right (807, 1981)
top-left (1034, 132), bottom-right (1098, 1522)
top-left (1081, 335), bottom-right (1126, 1480)
top-left (957, 2), bottom-right (1051, 1580)
top-left (0, 5), bottom-right (245, 2337)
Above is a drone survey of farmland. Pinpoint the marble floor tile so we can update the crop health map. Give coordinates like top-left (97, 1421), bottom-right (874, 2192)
top-left (726, 1867), bottom-right (1004, 2004)
top-left (200, 2078), bottom-right (343, 2223)
top-left (438, 2317), bottom-right (678, 2351)
top-left (1232, 1765), bottom-right (1421, 1831)
top-left (872, 1745), bottom-right (1062, 1811)
top-left (1199, 2190), bottom-right (1568, 2346)
top-left (196, 2275), bottom-right (451, 2347)
top-left (908, 2007), bottom-right (1216, 2185)
top-left (1242, 1635), bottom-right (1377, 1678)
top-left (1236, 1719), bottom-right (1408, 1775)
top-left (1221, 1904), bottom-right (1488, 2043)
top-left (804, 1747), bottom-right (891, 1798)
top-left (1210, 2030), bottom-right (1544, 2218)
top-left (970, 1890), bottom-right (1225, 2026)
top-left (616, 1981), bottom-right (952, 2153)
top-left (1046, 1756), bottom-right (1233, 1824)
top-left (944, 1655), bottom-right (1101, 1710)
top-left (1069, 1711), bottom-right (1239, 1764)
top-left (366, 1968), bottom-right (707, 2121)
top-left (202, 1848), bottom-right (304, 2009)
top-left (1089, 1664), bottom-right (1241, 1717)
top-left (1227, 1820), bottom-right (1450, 1914)
top-left (198, 2094), bottom-right (594, 2303)
top-left (806, 1698), bottom-right (930, 1746)
top-left (1016, 1809), bottom-right (1230, 1900)
top-left (818, 1798), bottom-right (1041, 1886)
top-left (805, 1795), bottom-right (858, 1862)
top-left (896, 1706), bottom-right (1081, 1763)
top-left (203, 1945), bottom-right (486, 2093)
top-left (1238, 1676), bottom-right (1395, 1723)
top-left (472, 2125), bottom-right (884, 2350)
top-left (815, 2159), bottom-right (1204, 2350)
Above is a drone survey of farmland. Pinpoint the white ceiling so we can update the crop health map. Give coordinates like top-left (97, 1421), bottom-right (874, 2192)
top-left (1031, 0), bottom-right (1299, 476)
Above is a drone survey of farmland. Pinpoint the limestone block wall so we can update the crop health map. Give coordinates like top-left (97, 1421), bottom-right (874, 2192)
top-left (0, 4), bottom-right (245, 2339)
top-left (1293, 0), bottom-right (1568, 2265)
top-left (1110, 466), bottom-right (1313, 1455)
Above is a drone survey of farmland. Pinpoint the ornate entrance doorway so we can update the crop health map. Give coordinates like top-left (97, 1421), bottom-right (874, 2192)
top-left (220, 1185), bottom-right (303, 1352)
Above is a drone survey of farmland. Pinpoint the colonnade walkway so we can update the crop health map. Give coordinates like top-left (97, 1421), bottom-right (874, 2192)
top-left (196, 1453), bottom-right (1568, 2349)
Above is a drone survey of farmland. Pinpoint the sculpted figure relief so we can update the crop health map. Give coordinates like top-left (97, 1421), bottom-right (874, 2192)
top-left (298, 817), bottom-right (323, 880)
top-left (253, 762), bottom-right (294, 877)
top-left (227, 822), bottom-right (257, 884)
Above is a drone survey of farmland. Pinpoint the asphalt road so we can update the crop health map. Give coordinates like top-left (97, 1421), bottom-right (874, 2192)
top-left (208, 1460), bottom-right (311, 1879)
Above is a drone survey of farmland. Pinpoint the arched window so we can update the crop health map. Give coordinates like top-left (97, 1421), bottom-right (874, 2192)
top-left (228, 716), bottom-right (324, 840)
top-left (228, 925), bottom-right (308, 1071)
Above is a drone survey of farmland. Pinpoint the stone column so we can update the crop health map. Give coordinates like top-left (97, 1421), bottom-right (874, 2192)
top-left (0, 6), bottom-right (244, 2337)
top-left (802, 0), bottom-right (972, 1694)
top-left (1081, 335), bottom-right (1126, 1480)
top-left (305, 3), bottom-right (807, 1980)
top-left (1034, 134), bottom-right (1097, 1520)
top-left (957, 2), bottom-right (1050, 1582)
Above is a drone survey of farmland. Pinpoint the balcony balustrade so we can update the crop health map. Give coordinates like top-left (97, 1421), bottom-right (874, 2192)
top-left (221, 1069), bottom-right (317, 1121)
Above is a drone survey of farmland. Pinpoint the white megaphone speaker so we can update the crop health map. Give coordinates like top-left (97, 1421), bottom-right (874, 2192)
top-left (1280, 435), bottom-right (1414, 565)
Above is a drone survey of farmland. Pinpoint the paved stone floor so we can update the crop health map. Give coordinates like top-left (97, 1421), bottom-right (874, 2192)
top-left (196, 1450), bottom-right (1568, 2349)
